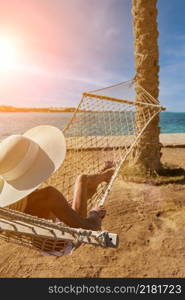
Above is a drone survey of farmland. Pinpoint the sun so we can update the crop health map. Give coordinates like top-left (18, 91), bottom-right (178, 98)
top-left (0, 36), bottom-right (19, 71)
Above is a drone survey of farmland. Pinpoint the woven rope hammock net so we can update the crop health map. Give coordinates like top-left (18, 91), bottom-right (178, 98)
top-left (0, 79), bottom-right (165, 254)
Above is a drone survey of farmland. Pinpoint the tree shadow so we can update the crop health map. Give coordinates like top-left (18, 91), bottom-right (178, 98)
top-left (122, 165), bottom-right (185, 186)
top-left (155, 165), bottom-right (185, 185)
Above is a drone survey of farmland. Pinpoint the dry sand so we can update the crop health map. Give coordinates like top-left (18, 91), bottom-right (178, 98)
top-left (160, 133), bottom-right (185, 147)
top-left (0, 144), bottom-right (185, 277)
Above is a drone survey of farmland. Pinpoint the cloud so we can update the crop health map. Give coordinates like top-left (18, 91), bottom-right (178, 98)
top-left (3, 0), bottom-right (185, 112)
top-left (0, 0), bottom-right (135, 107)
top-left (159, 60), bottom-right (185, 111)
top-left (158, 28), bottom-right (185, 111)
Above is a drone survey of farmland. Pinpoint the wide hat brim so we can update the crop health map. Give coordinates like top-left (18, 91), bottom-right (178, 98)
top-left (0, 125), bottom-right (66, 207)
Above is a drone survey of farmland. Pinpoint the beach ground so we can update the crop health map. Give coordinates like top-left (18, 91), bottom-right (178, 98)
top-left (0, 146), bottom-right (185, 278)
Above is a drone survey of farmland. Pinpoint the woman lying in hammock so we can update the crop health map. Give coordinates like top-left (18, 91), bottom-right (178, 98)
top-left (0, 125), bottom-right (115, 232)
top-left (24, 162), bottom-right (114, 231)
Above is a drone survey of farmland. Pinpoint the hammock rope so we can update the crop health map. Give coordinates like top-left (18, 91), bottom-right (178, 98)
top-left (0, 79), bottom-right (165, 253)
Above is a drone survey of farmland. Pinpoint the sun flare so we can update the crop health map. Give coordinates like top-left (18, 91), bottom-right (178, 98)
top-left (0, 36), bottom-right (19, 71)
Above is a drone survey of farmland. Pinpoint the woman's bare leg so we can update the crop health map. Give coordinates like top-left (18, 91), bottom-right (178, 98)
top-left (25, 167), bottom-right (114, 230)
top-left (72, 168), bottom-right (114, 218)
top-left (72, 174), bottom-right (88, 218)
top-left (25, 186), bottom-right (99, 230)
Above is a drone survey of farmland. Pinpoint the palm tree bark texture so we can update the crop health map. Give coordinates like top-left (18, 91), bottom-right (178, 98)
top-left (123, 0), bottom-right (162, 177)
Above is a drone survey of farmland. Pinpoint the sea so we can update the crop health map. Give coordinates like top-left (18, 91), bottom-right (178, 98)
top-left (0, 112), bottom-right (184, 140)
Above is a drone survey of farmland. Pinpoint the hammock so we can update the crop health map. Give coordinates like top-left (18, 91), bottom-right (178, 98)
top-left (0, 79), bottom-right (165, 254)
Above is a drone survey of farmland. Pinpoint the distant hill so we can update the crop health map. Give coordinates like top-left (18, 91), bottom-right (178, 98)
top-left (0, 106), bottom-right (76, 112)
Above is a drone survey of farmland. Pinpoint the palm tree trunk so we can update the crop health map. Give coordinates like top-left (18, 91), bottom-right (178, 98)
top-left (124, 0), bottom-right (161, 176)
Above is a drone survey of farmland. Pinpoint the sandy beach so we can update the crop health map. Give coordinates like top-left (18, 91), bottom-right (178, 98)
top-left (0, 134), bottom-right (185, 278)
top-left (160, 133), bottom-right (185, 147)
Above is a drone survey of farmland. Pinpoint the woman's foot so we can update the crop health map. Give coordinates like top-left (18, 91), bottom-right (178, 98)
top-left (101, 161), bottom-right (115, 172)
top-left (86, 206), bottom-right (106, 230)
top-left (86, 162), bottom-right (115, 199)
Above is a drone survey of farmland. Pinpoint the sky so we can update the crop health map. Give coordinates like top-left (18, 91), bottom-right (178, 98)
top-left (0, 0), bottom-right (184, 111)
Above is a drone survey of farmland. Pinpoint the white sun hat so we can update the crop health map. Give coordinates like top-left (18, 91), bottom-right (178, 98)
top-left (0, 125), bottom-right (66, 207)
